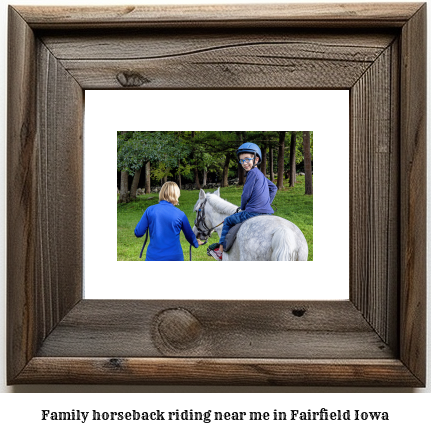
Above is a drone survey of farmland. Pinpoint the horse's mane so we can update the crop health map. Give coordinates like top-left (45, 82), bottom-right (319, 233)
top-left (207, 193), bottom-right (238, 215)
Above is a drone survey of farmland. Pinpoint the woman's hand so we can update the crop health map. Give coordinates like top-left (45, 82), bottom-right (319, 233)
top-left (197, 239), bottom-right (205, 246)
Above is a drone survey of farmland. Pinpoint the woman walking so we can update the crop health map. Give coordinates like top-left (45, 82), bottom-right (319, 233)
top-left (135, 182), bottom-right (204, 260)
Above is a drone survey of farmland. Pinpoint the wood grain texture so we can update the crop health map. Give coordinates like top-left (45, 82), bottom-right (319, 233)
top-left (12, 357), bottom-right (421, 387)
top-left (7, 6), bottom-right (38, 381)
top-left (7, 6), bottom-right (83, 383)
top-left (15, 3), bottom-right (423, 29)
top-left (35, 41), bottom-right (84, 335)
top-left (40, 31), bottom-right (395, 60)
top-left (350, 45), bottom-right (398, 347)
top-left (47, 31), bottom-right (394, 89)
top-left (15, 358), bottom-right (423, 386)
top-left (399, 3), bottom-right (427, 384)
top-left (40, 30), bottom-right (395, 89)
top-left (7, 3), bottom-right (426, 386)
top-left (36, 300), bottom-right (393, 359)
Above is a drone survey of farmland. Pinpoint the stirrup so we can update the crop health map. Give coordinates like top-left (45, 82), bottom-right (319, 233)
top-left (207, 243), bottom-right (220, 256)
top-left (208, 248), bottom-right (222, 261)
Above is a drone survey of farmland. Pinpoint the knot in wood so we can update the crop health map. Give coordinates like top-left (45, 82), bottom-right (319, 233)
top-left (154, 308), bottom-right (203, 351)
top-left (292, 308), bottom-right (306, 317)
top-left (108, 358), bottom-right (123, 369)
top-left (116, 71), bottom-right (150, 87)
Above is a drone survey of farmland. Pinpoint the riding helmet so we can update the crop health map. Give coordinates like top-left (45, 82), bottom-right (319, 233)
top-left (236, 142), bottom-right (262, 164)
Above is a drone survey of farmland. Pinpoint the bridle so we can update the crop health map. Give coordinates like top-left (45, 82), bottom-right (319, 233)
top-left (194, 197), bottom-right (241, 239)
top-left (194, 198), bottom-right (224, 241)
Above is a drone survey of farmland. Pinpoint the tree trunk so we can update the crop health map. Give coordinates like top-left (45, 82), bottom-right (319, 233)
top-left (191, 131), bottom-right (201, 189)
top-left (261, 142), bottom-right (267, 176)
top-left (269, 147), bottom-right (274, 182)
top-left (119, 170), bottom-right (130, 203)
top-left (194, 168), bottom-right (201, 189)
top-left (130, 167), bottom-right (141, 199)
top-left (145, 161), bottom-right (151, 194)
top-left (118, 131), bottom-right (130, 203)
top-left (238, 165), bottom-right (244, 185)
top-left (202, 170), bottom-right (207, 187)
top-left (222, 153), bottom-right (231, 187)
top-left (289, 132), bottom-right (297, 187)
top-left (178, 159), bottom-right (181, 189)
top-left (163, 175), bottom-right (167, 184)
top-left (303, 131), bottom-right (313, 195)
top-left (236, 131), bottom-right (245, 185)
top-left (277, 132), bottom-right (285, 189)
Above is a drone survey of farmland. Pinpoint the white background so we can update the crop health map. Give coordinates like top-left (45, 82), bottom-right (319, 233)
top-left (84, 90), bottom-right (349, 300)
top-left (0, 0), bottom-right (430, 426)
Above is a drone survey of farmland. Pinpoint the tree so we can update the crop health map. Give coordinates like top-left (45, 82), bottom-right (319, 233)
top-left (191, 131), bottom-right (202, 189)
top-left (180, 131), bottom-right (224, 187)
top-left (130, 167), bottom-right (142, 198)
top-left (119, 170), bottom-right (129, 203)
top-left (197, 131), bottom-right (238, 187)
top-left (117, 131), bottom-right (181, 200)
top-left (303, 131), bottom-right (313, 195)
top-left (277, 131), bottom-right (286, 189)
top-left (236, 131), bottom-right (246, 185)
top-left (289, 132), bottom-right (297, 187)
top-left (260, 139), bottom-right (268, 176)
top-left (117, 131), bottom-right (131, 203)
top-left (145, 161), bottom-right (151, 194)
top-left (269, 146), bottom-right (274, 182)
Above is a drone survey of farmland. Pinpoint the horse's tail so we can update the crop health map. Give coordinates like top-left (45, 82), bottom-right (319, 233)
top-left (271, 225), bottom-right (308, 261)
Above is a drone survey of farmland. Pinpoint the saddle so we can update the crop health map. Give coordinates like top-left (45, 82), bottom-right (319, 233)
top-left (224, 221), bottom-right (245, 252)
top-left (206, 222), bottom-right (244, 256)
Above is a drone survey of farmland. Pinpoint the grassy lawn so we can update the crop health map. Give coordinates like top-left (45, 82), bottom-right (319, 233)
top-left (117, 176), bottom-right (313, 261)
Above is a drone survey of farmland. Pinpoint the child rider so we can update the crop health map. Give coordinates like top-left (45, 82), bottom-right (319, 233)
top-left (210, 142), bottom-right (278, 260)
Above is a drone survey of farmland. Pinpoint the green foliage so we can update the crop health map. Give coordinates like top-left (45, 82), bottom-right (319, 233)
top-left (288, 131), bottom-right (313, 165)
top-left (188, 131), bottom-right (235, 172)
top-left (150, 162), bottom-right (172, 182)
top-left (117, 131), bottom-right (183, 173)
top-left (246, 131), bottom-right (279, 149)
top-left (177, 162), bottom-right (193, 180)
top-left (117, 131), bottom-right (313, 181)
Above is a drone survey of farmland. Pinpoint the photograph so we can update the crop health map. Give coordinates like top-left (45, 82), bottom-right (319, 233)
top-left (117, 131), bottom-right (313, 262)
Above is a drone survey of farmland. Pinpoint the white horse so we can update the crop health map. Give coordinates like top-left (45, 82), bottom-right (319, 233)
top-left (193, 188), bottom-right (308, 261)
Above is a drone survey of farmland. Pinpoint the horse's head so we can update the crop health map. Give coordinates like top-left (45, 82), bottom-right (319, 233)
top-left (192, 188), bottom-right (220, 240)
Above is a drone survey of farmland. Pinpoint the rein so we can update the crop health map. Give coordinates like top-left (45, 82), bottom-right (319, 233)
top-left (139, 228), bottom-right (149, 259)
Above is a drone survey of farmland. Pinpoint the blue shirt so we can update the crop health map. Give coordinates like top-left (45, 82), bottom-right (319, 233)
top-left (241, 168), bottom-right (277, 213)
top-left (134, 200), bottom-right (199, 261)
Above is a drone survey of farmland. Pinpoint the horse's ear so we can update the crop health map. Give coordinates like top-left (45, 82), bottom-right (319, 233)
top-left (214, 187), bottom-right (220, 197)
top-left (199, 189), bottom-right (206, 200)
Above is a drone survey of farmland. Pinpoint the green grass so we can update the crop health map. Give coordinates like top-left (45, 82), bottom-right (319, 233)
top-left (117, 176), bottom-right (313, 261)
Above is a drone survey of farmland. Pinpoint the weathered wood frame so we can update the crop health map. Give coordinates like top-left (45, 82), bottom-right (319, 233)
top-left (7, 3), bottom-right (426, 386)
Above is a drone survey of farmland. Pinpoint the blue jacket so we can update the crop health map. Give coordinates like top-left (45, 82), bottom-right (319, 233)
top-left (134, 200), bottom-right (199, 261)
top-left (241, 168), bottom-right (277, 213)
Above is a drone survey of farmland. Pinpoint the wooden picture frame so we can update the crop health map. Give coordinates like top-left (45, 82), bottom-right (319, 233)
top-left (7, 3), bottom-right (426, 386)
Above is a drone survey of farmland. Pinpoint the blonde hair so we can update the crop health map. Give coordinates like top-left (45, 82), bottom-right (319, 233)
top-left (159, 181), bottom-right (180, 205)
